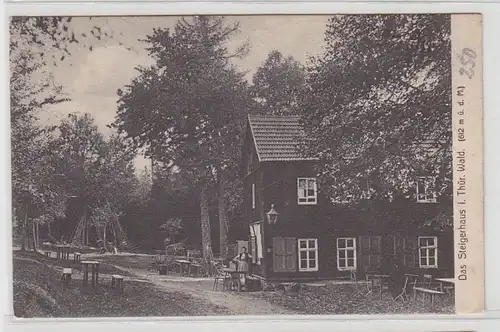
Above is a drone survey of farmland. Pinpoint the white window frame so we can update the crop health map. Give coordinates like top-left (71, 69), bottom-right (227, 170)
top-left (337, 237), bottom-right (357, 271)
top-left (298, 238), bottom-right (319, 272)
top-left (251, 183), bottom-right (256, 210)
top-left (416, 176), bottom-right (437, 203)
top-left (297, 177), bottom-right (318, 205)
top-left (418, 236), bottom-right (438, 268)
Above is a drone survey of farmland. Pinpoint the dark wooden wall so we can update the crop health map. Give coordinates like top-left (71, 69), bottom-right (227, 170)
top-left (241, 142), bottom-right (454, 281)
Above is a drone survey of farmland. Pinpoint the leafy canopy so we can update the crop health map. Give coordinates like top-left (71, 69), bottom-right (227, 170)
top-left (300, 14), bottom-right (452, 204)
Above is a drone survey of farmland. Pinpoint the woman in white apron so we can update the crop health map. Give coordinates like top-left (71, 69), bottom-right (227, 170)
top-left (233, 247), bottom-right (251, 288)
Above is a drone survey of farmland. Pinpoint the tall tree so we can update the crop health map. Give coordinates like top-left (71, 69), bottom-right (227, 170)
top-left (10, 16), bottom-right (134, 248)
top-left (54, 113), bottom-right (137, 246)
top-left (301, 15), bottom-right (452, 210)
top-left (252, 50), bottom-right (306, 115)
top-left (113, 16), bottom-right (253, 263)
top-left (10, 36), bottom-right (69, 250)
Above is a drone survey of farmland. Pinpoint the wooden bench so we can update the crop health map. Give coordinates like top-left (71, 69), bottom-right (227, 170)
top-left (111, 274), bottom-right (124, 294)
top-left (44, 251), bottom-right (52, 258)
top-left (61, 268), bottom-right (72, 288)
top-left (73, 252), bottom-right (82, 263)
top-left (413, 287), bottom-right (445, 305)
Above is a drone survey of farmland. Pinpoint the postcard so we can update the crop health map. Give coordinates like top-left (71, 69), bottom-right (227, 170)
top-left (9, 13), bottom-right (483, 318)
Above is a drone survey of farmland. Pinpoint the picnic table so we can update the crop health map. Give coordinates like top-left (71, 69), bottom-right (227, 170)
top-left (188, 262), bottom-right (204, 276)
top-left (222, 268), bottom-right (247, 292)
top-left (56, 245), bottom-right (71, 260)
top-left (366, 274), bottom-right (390, 299)
top-left (81, 260), bottom-right (100, 288)
top-left (174, 259), bottom-right (204, 276)
top-left (175, 259), bottom-right (191, 275)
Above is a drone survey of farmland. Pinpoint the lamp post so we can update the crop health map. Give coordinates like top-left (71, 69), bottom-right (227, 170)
top-left (266, 204), bottom-right (279, 226)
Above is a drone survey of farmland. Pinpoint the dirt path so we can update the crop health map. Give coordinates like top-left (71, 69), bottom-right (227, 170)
top-left (109, 263), bottom-right (295, 315)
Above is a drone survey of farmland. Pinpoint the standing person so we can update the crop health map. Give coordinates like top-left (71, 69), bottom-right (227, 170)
top-left (233, 247), bottom-right (252, 289)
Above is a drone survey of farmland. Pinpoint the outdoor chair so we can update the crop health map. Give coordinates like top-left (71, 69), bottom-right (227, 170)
top-left (394, 274), bottom-right (416, 301)
top-left (212, 266), bottom-right (230, 291)
top-left (395, 273), bottom-right (418, 301)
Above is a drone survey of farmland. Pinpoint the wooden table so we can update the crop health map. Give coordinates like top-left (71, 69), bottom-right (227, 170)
top-left (366, 274), bottom-right (390, 299)
top-left (56, 245), bottom-right (71, 260)
top-left (188, 262), bottom-right (203, 276)
top-left (222, 268), bottom-right (247, 292)
top-left (175, 259), bottom-right (191, 275)
top-left (81, 260), bottom-right (100, 288)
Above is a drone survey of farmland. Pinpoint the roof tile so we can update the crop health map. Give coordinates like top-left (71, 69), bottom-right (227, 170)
top-left (248, 115), bottom-right (317, 162)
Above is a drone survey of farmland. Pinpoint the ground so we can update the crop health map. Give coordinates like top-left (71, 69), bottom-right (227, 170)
top-left (12, 249), bottom-right (455, 318)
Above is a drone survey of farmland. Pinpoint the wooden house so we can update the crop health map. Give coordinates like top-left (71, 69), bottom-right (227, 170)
top-left (240, 115), bottom-right (453, 282)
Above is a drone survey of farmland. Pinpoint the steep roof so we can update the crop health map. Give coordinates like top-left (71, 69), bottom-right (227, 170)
top-left (247, 114), bottom-right (317, 162)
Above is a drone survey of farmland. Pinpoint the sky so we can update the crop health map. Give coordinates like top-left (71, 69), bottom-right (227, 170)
top-left (37, 15), bottom-right (330, 171)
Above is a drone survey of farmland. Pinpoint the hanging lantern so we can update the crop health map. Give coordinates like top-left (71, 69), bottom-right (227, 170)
top-left (266, 204), bottom-right (280, 226)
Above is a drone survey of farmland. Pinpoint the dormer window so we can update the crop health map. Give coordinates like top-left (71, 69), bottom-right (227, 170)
top-left (416, 176), bottom-right (437, 203)
top-left (298, 178), bottom-right (317, 205)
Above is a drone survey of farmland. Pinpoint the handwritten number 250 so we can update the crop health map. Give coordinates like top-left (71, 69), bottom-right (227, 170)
top-left (459, 48), bottom-right (476, 79)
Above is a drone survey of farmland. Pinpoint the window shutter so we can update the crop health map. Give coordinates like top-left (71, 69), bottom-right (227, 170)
top-left (370, 236), bottom-right (382, 269)
top-left (393, 235), bottom-right (404, 255)
top-left (284, 237), bottom-right (297, 271)
top-left (273, 237), bottom-right (297, 272)
top-left (359, 236), bottom-right (370, 271)
top-left (403, 236), bottom-right (417, 268)
top-left (359, 236), bottom-right (381, 271)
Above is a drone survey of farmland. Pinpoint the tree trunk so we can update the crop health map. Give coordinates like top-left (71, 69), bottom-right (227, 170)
top-left (21, 206), bottom-right (28, 252)
top-left (84, 210), bottom-right (89, 246)
top-left (103, 224), bottom-right (107, 251)
top-left (218, 173), bottom-right (229, 259)
top-left (112, 222), bottom-right (117, 245)
top-left (27, 219), bottom-right (34, 251)
top-left (32, 221), bottom-right (37, 251)
top-left (200, 182), bottom-right (214, 272)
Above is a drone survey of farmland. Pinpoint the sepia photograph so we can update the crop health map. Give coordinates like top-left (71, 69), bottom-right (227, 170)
top-left (9, 13), bottom-right (483, 318)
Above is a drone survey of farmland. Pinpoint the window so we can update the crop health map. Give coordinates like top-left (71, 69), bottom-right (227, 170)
top-left (418, 236), bottom-right (438, 268)
top-left (337, 237), bottom-right (357, 270)
top-left (251, 183), bottom-right (256, 210)
top-left (298, 238), bottom-right (318, 271)
top-left (416, 176), bottom-right (437, 203)
top-left (297, 178), bottom-right (317, 205)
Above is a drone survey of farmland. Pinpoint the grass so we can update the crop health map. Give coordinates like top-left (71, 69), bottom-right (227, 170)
top-left (12, 250), bottom-right (455, 317)
top-left (247, 283), bottom-right (455, 315)
top-left (12, 251), bottom-right (230, 318)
